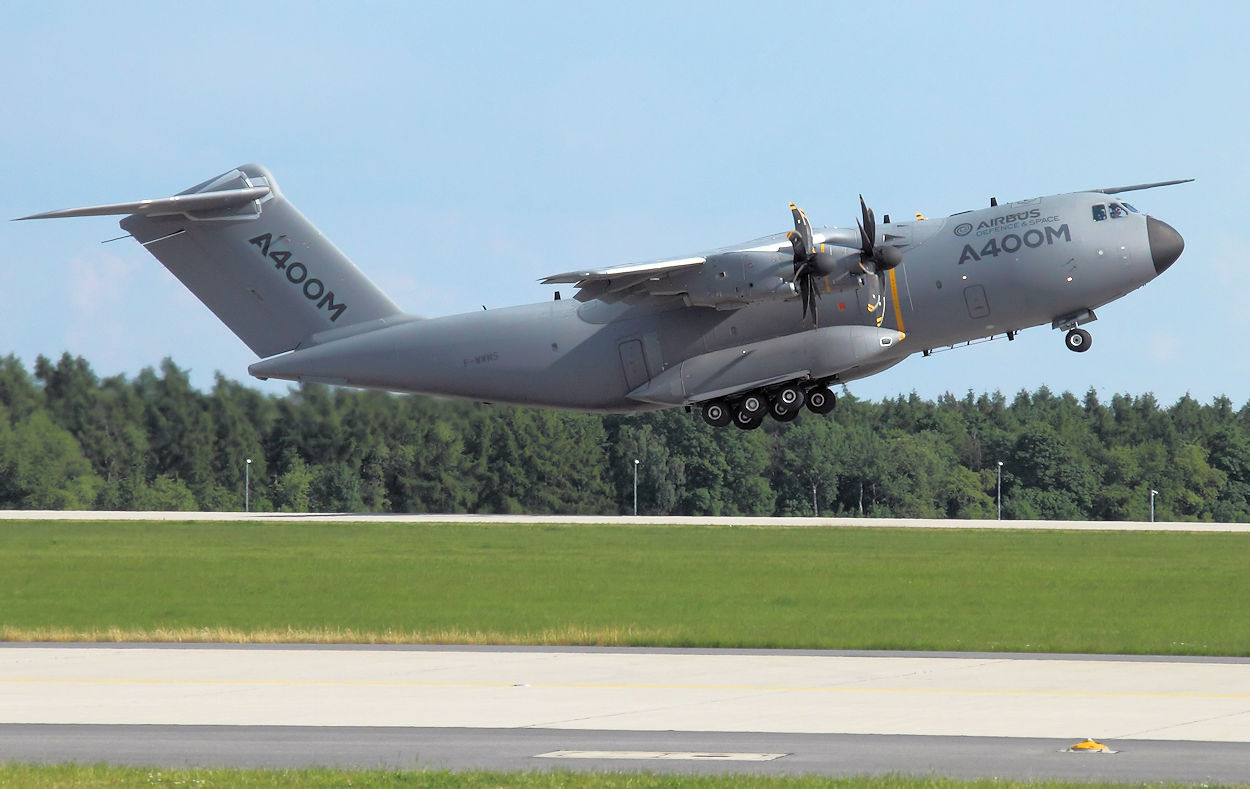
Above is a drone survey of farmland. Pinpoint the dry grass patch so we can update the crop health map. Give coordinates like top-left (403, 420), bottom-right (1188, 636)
top-left (0, 624), bottom-right (669, 645)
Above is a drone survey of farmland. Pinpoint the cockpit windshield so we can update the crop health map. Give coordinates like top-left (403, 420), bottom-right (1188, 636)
top-left (1091, 202), bottom-right (1135, 221)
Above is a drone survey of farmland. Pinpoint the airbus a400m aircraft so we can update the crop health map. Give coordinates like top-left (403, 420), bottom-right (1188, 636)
top-left (21, 165), bottom-right (1187, 429)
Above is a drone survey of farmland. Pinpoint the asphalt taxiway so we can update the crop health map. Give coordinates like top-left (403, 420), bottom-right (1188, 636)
top-left (2, 644), bottom-right (1248, 782)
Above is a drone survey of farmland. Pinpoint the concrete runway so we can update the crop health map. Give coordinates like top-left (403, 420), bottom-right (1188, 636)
top-left (3, 644), bottom-right (1249, 782)
top-left (5, 509), bottom-right (1250, 532)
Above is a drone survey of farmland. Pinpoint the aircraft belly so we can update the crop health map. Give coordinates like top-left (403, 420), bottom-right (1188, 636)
top-left (629, 324), bottom-right (906, 406)
top-left (248, 302), bottom-right (648, 411)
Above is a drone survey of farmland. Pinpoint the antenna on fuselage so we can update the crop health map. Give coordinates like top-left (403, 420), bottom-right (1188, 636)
top-left (1093, 178), bottom-right (1194, 195)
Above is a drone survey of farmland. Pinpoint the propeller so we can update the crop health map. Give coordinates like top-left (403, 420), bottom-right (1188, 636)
top-left (856, 194), bottom-right (903, 275)
top-left (786, 197), bottom-right (904, 326)
top-left (786, 203), bottom-right (822, 324)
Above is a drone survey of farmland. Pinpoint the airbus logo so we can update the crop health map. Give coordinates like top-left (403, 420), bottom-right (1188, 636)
top-left (954, 222), bottom-right (973, 236)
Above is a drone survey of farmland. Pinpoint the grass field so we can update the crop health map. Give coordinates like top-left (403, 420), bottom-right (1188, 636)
top-left (1, 520), bottom-right (1247, 654)
top-left (0, 765), bottom-right (1231, 789)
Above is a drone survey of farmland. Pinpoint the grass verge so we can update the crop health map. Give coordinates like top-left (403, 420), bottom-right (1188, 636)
top-left (0, 765), bottom-right (1228, 788)
top-left (1, 520), bottom-right (1247, 654)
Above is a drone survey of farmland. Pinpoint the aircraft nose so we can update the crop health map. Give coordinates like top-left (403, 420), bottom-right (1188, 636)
top-left (1147, 216), bottom-right (1184, 274)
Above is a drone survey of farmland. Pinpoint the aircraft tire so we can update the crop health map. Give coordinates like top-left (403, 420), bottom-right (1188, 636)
top-left (701, 400), bottom-right (732, 428)
top-left (734, 410), bottom-right (765, 430)
top-left (806, 386), bottom-right (837, 414)
top-left (771, 402), bottom-right (800, 422)
top-left (1065, 328), bottom-right (1092, 353)
top-left (738, 393), bottom-right (767, 417)
top-left (773, 384), bottom-right (805, 410)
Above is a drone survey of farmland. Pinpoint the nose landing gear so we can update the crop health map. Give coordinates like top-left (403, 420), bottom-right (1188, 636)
top-left (1064, 328), bottom-right (1092, 353)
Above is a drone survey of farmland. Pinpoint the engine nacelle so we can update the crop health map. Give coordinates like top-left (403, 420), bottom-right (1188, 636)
top-left (680, 246), bottom-right (868, 309)
top-left (807, 247), bottom-right (871, 293)
top-left (681, 256), bottom-right (799, 308)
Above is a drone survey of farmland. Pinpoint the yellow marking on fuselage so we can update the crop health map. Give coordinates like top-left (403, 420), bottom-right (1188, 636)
top-left (888, 269), bottom-right (905, 333)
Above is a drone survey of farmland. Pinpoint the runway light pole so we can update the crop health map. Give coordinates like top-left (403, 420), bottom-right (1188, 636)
top-left (245, 458), bottom-right (252, 513)
top-left (633, 459), bottom-right (640, 516)
top-left (1150, 488), bottom-right (1158, 523)
top-left (996, 461), bottom-right (1004, 520)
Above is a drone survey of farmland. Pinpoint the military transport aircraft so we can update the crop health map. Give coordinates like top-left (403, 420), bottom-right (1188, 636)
top-left (19, 165), bottom-right (1187, 429)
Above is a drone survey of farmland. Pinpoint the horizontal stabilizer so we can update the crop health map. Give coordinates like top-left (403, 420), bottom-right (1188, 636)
top-left (16, 186), bottom-right (271, 221)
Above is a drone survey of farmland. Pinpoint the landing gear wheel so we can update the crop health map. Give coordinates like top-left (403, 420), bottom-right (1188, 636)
top-left (701, 400), bottom-right (732, 428)
top-left (805, 386), bottom-right (837, 414)
top-left (737, 393), bottom-right (766, 418)
top-left (733, 409), bottom-right (765, 430)
top-left (773, 384), bottom-right (805, 410)
top-left (770, 401), bottom-right (801, 422)
top-left (768, 385), bottom-right (804, 422)
top-left (1065, 328), bottom-right (1092, 353)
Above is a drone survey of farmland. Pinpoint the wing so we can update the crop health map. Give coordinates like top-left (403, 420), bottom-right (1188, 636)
top-left (541, 256), bottom-right (706, 303)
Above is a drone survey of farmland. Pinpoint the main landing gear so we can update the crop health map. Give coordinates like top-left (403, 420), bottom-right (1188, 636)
top-left (1064, 328), bottom-right (1092, 353)
top-left (700, 383), bottom-right (837, 430)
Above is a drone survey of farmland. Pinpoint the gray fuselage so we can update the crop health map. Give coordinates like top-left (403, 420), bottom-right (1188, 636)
top-left (248, 191), bottom-right (1177, 412)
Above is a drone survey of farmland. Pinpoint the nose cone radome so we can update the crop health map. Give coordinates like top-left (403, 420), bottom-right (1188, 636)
top-left (1147, 216), bottom-right (1184, 274)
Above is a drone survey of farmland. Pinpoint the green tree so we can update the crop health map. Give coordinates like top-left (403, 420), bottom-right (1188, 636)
top-left (0, 409), bottom-right (102, 509)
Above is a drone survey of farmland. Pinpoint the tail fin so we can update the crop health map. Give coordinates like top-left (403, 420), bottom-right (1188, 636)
top-left (19, 164), bottom-right (404, 357)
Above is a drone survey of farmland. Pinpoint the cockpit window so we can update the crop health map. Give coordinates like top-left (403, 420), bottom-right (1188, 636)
top-left (1092, 202), bottom-right (1134, 221)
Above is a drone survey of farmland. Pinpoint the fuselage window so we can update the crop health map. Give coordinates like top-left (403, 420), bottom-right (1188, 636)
top-left (1122, 202), bottom-right (1138, 213)
top-left (1091, 204), bottom-right (1108, 221)
top-left (1109, 202), bottom-right (1126, 219)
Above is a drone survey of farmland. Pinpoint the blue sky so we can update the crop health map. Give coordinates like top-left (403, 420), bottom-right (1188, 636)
top-left (3, 1), bottom-right (1246, 405)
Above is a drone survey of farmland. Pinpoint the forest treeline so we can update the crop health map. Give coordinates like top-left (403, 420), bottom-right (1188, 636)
top-left (1, 353), bottom-right (1248, 521)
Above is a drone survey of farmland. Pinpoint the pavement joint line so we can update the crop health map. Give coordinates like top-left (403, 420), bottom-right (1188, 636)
top-left (1113, 709), bottom-right (1250, 740)
top-left (4, 677), bottom-right (1250, 700)
top-left (534, 750), bottom-right (789, 761)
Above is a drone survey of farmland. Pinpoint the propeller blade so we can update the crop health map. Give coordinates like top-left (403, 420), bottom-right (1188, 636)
top-left (859, 195), bottom-right (876, 255)
top-left (787, 230), bottom-right (807, 261)
top-left (790, 202), bottom-right (814, 257)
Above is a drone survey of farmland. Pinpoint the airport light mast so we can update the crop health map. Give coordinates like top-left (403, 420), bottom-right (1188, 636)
top-left (633, 459), bottom-right (640, 516)
top-left (997, 461), bottom-right (1004, 520)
